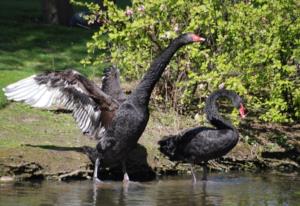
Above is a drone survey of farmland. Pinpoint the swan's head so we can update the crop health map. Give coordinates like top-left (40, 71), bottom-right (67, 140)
top-left (158, 135), bottom-right (177, 157)
top-left (205, 89), bottom-right (247, 120)
top-left (179, 33), bottom-right (206, 44)
top-left (232, 94), bottom-right (247, 119)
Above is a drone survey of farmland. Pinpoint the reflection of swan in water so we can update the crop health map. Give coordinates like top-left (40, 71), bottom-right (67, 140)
top-left (89, 179), bottom-right (224, 206)
top-left (193, 181), bottom-right (209, 206)
top-left (91, 181), bottom-right (148, 206)
top-left (92, 182), bottom-right (120, 206)
top-left (189, 180), bottom-right (225, 206)
top-left (2, 174), bottom-right (297, 206)
top-left (88, 174), bottom-right (248, 206)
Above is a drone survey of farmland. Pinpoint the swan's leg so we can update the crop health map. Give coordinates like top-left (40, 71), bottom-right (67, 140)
top-left (202, 162), bottom-right (208, 181)
top-left (122, 160), bottom-right (130, 183)
top-left (191, 164), bottom-right (197, 183)
top-left (93, 158), bottom-right (102, 183)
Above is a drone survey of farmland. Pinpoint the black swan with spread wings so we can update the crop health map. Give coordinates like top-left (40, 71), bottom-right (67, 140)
top-left (3, 33), bottom-right (205, 183)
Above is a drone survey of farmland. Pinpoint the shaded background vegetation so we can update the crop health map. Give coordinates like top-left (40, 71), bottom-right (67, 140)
top-left (0, 0), bottom-right (101, 108)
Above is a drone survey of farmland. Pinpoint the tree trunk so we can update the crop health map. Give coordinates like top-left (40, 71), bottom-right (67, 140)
top-left (55, 0), bottom-right (74, 26)
top-left (42, 0), bottom-right (74, 26)
top-left (42, 0), bottom-right (58, 24)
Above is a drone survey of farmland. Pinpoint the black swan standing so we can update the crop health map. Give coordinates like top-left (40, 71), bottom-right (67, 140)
top-left (3, 33), bottom-right (205, 183)
top-left (158, 89), bottom-right (246, 182)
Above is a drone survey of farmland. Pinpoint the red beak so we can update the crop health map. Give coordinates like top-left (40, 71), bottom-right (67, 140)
top-left (239, 103), bottom-right (247, 119)
top-left (191, 34), bottom-right (205, 42)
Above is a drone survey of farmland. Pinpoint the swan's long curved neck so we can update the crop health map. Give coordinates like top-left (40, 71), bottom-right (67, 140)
top-left (130, 40), bottom-right (185, 105)
top-left (205, 90), bottom-right (236, 130)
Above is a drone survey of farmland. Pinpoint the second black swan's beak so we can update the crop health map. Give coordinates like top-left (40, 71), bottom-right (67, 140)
top-left (239, 103), bottom-right (247, 119)
top-left (191, 34), bottom-right (206, 42)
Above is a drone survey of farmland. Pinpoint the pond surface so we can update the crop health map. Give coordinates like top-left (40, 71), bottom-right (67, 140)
top-left (0, 172), bottom-right (299, 206)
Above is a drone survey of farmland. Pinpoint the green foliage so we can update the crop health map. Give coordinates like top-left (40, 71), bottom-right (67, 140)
top-left (83, 0), bottom-right (300, 123)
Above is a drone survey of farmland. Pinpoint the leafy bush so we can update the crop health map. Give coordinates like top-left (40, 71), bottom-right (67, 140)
top-left (78, 0), bottom-right (300, 123)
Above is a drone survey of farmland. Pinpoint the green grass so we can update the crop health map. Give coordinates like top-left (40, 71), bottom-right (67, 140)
top-left (0, 0), bottom-right (102, 149)
top-left (0, 103), bottom-right (94, 148)
top-left (0, 0), bottom-right (100, 108)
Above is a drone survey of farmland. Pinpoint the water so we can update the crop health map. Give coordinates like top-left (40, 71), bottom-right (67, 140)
top-left (0, 172), bottom-right (299, 206)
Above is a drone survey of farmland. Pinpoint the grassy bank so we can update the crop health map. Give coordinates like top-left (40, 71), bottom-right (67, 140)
top-left (0, 0), bottom-right (98, 108)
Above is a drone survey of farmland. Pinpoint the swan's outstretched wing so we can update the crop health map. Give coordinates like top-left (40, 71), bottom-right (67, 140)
top-left (3, 69), bottom-right (106, 137)
top-left (101, 66), bottom-right (126, 103)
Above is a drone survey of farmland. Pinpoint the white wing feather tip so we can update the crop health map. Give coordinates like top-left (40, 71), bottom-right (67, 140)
top-left (3, 71), bottom-right (105, 138)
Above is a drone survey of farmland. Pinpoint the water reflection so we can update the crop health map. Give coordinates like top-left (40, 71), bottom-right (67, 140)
top-left (0, 172), bottom-right (299, 206)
